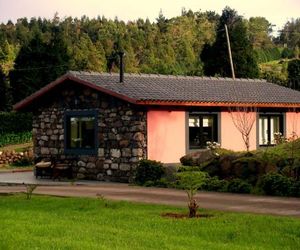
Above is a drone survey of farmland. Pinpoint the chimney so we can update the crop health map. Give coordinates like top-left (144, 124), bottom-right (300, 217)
top-left (118, 51), bottom-right (124, 83)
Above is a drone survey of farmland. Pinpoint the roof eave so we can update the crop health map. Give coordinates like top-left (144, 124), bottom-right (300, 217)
top-left (136, 100), bottom-right (300, 108)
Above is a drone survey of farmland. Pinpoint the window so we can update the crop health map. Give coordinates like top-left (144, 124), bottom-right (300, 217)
top-left (259, 114), bottom-right (283, 146)
top-left (189, 114), bottom-right (218, 149)
top-left (64, 111), bottom-right (98, 154)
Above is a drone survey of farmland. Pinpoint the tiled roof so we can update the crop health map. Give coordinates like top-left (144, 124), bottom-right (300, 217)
top-left (67, 71), bottom-right (300, 105)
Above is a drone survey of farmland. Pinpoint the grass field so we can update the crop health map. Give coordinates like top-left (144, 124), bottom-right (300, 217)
top-left (0, 195), bottom-right (299, 250)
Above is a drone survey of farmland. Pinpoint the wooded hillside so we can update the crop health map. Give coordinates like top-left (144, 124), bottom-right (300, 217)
top-left (0, 7), bottom-right (299, 110)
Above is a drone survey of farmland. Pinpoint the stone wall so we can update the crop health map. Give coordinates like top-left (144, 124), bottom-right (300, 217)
top-left (32, 82), bottom-right (147, 182)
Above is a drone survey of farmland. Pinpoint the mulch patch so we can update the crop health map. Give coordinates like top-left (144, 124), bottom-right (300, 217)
top-left (161, 212), bottom-right (213, 219)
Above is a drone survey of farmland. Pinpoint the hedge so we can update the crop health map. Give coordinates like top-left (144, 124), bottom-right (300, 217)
top-left (0, 112), bottom-right (32, 134)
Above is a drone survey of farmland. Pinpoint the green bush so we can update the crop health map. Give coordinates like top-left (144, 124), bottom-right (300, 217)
top-left (0, 112), bottom-right (32, 134)
top-left (0, 131), bottom-right (32, 147)
top-left (11, 157), bottom-right (33, 167)
top-left (258, 173), bottom-right (292, 196)
top-left (178, 165), bottom-right (202, 172)
top-left (203, 176), bottom-right (228, 192)
top-left (227, 179), bottom-right (252, 194)
top-left (291, 181), bottom-right (300, 197)
top-left (135, 160), bottom-right (164, 185)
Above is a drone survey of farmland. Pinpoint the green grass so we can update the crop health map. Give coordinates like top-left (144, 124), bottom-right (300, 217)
top-left (0, 195), bottom-right (300, 250)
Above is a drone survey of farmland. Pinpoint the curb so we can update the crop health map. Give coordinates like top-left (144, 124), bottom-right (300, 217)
top-left (0, 169), bottom-right (33, 174)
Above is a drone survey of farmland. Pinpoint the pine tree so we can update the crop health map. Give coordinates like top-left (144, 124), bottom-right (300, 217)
top-left (201, 7), bottom-right (259, 78)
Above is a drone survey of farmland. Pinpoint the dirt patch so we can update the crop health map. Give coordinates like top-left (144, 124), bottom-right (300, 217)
top-left (161, 212), bottom-right (213, 219)
top-left (0, 142), bottom-right (33, 152)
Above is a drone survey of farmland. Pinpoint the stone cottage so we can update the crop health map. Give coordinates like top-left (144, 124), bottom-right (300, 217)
top-left (14, 71), bottom-right (300, 182)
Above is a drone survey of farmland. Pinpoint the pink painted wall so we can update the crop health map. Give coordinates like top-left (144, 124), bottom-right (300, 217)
top-left (147, 110), bottom-right (186, 163)
top-left (286, 112), bottom-right (300, 140)
top-left (220, 111), bottom-right (257, 151)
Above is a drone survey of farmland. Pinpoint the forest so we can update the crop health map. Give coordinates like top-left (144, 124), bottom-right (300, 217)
top-left (0, 6), bottom-right (300, 111)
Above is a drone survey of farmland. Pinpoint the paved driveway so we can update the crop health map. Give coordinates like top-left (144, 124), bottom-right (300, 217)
top-left (0, 171), bottom-right (300, 218)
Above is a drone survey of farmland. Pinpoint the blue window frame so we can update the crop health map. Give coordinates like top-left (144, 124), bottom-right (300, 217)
top-left (64, 110), bottom-right (98, 155)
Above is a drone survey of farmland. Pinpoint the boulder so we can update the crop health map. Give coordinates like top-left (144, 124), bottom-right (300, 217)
top-left (180, 149), bottom-right (215, 166)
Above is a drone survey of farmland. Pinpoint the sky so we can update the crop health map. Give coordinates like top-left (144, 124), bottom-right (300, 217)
top-left (0, 0), bottom-right (299, 30)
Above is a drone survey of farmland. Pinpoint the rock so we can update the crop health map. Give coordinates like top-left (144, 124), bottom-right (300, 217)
top-left (77, 173), bottom-right (85, 179)
top-left (107, 169), bottom-right (112, 175)
top-left (46, 129), bottom-right (53, 136)
top-left (111, 163), bottom-right (119, 169)
top-left (129, 157), bottom-right (140, 163)
top-left (59, 135), bottom-right (64, 141)
top-left (49, 148), bottom-right (58, 154)
top-left (119, 140), bottom-right (129, 147)
top-left (98, 148), bottom-right (104, 157)
top-left (86, 162), bottom-right (96, 169)
top-left (180, 149), bottom-right (215, 166)
top-left (78, 161), bottom-right (86, 167)
top-left (103, 164), bottom-right (110, 169)
top-left (97, 173), bottom-right (104, 181)
top-left (132, 148), bottom-right (143, 157)
top-left (120, 163), bottom-right (130, 171)
top-left (110, 149), bottom-right (121, 158)
top-left (50, 135), bottom-right (58, 140)
top-left (122, 148), bottom-right (131, 157)
top-left (133, 132), bottom-right (144, 141)
top-left (78, 167), bottom-right (86, 173)
top-left (40, 147), bottom-right (49, 155)
top-left (41, 136), bottom-right (49, 141)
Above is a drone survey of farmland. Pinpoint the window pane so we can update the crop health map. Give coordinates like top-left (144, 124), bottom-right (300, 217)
top-left (270, 116), bottom-right (280, 144)
top-left (259, 117), bottom-right (268, 145)
top-left (189, 116), bottom-right (200, 147)
top-left (202, 116), bottom-right (214, 143)
top-left (189, 114), bottom-right (218, 149)
top-left (68, 116), bottom-right (95, 149)
top-left (259, 115), bottom-right (283, 146)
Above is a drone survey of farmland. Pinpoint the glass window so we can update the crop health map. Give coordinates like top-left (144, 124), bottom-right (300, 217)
top-left (189, 114), bottom-right (218, 149)
top-left (259, 115), bottom-right (283, 146)
top-left (65, 111), bottom-right (97, 154)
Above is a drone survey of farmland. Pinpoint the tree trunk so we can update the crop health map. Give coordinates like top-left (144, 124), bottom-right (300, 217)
top-left (188, 199), bottom-right (199, 218)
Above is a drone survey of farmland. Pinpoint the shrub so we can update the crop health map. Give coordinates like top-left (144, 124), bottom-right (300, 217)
top-left (178, 165), bottom-right (202, 172)
top-left (176, 171), bottom-right (208, 217)
top-left (258, 173), bottom-right (292, 196)
top-left (203, 176), bottom-right (228, 192)
top-left (0, 131), bottom-right (32, 147)
top-left (291, 181), bottom-right (300, 197)
top-left (134, 160), bottom-right (164, 185)
top-left (227, 178), bottom-right (252, 194)
top-left (11, 157), bottom-right (33, 167)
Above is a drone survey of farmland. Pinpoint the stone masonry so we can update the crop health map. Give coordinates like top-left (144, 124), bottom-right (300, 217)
top-left (32, 81), bottom-right (147, 182)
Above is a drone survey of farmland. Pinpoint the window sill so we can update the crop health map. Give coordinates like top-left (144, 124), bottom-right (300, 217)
top-left (64, 148), bottom-right (98, 155)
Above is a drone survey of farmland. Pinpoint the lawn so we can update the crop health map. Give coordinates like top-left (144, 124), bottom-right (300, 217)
top-left (0, 195), bottom-right (300, 250)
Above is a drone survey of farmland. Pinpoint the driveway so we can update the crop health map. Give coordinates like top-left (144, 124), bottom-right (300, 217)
top-left (0, 171), bottom-right (300, 218)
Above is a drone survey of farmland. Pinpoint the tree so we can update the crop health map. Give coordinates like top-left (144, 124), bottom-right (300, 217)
top-left (278, 18), bottom-right (300, 49)
top-left (229, 107), bottom-right (257, 152)
top-left (176, 171), bottom-right (208, 218)
top-left (247, 17), bottom-right (273, 49)
top-left (287, 59), bottom-right (300, 90)
top-left (201, 7), bottom-right (259, 78)
top-left (10, 28), bottom-right (70, 103)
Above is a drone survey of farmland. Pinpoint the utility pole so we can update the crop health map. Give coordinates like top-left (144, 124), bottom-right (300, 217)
top-left (225, 24), bottom-right (235, 80)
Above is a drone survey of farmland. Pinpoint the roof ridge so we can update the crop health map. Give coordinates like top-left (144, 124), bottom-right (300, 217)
top-left (67, 70), bottom-right (267, 82)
